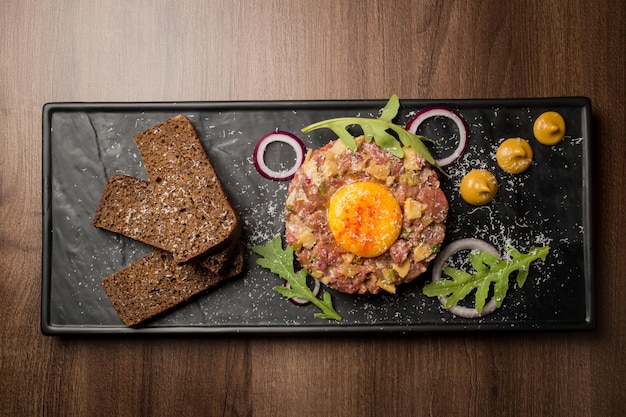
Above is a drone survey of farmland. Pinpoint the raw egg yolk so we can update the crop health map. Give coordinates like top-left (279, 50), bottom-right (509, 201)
top-left (328, 181), bottom-right (402, 258)
top-left (533, 111), bottom-right (566, 146)
top-left (460, 169), bottom-right (498, 205)
top-left (496, 137), bottom-right (533, 174)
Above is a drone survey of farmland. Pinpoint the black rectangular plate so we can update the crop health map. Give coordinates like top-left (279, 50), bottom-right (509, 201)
top-left (41, 98), bottom-right (594, 335)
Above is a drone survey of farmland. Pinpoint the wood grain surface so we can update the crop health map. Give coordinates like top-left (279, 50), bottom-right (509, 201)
top-left (1, 0), bottom-right (624, 416)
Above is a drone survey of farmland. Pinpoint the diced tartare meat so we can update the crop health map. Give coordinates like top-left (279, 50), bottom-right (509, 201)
top-left (285, 136), bottom-right (448, 295)
top-left (389, 239), bottom-right (411, 265)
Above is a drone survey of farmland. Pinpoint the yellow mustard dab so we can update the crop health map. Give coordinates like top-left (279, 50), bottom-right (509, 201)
top-left (496, 137), bottom-right (533, 174)
top-left (460, 169), bottom-right (498, 205)
top-left (533, 111), bottom-right (566, 146)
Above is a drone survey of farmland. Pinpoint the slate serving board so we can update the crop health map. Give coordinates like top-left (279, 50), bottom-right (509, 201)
top-left (41, 97), bottom-right (594, 334)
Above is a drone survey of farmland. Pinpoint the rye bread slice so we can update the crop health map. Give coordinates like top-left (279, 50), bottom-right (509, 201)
top-left (133, 115), bottom-right (238, 263)
top-left (93, 115), bottom-right (238, 264)
top-left (93, 174), bottom-right (239, 266)
top-left (133, 114), bottom-right (236, 214)
top-left (102, 248), bottom-right (245, 327)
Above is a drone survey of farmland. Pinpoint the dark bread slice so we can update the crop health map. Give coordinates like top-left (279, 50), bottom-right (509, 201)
top-left (101, 114), bottom-right (238, 264)
top-left (94, 117), bottom-right (239, 264)
top-left (132, 115), bottom-right (238, 256)
top-left (102, 248), bottom-right (244, 327)
top-left (93, 174), bottom-right (239, 268)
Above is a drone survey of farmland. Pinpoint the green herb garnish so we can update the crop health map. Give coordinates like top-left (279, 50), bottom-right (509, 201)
top-left (422, 245), bottom-right (550, 314)
top-left (252, 235), bottom-right (342, 321)
top-left (302, 94), bottom-right (436, 164)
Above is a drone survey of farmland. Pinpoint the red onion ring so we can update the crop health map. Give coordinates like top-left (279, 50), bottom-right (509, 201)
top-left (283, 277), bottom-right (322, 306)
top-left (253, 131), bottom-right (306, 181)
top-left (406, 106), bottom-right (468, 167)
top-left (431, 238), bottom-right (501, 318)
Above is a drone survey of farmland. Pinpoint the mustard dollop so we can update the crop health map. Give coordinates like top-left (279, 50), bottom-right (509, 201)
top-left (496, 137), bottom-right (533, 174)
top-left (459, 169), bottom-right (498, 205)
top-left (533, 111), bottom-right (566, 146)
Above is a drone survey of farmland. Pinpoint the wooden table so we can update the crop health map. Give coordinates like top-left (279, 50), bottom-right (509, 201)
top-left (2, 1), bottom-right (624, 416)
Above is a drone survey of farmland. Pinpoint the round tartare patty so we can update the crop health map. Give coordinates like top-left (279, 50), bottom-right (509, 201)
top-left (285, 136), bottom-right (448, 295)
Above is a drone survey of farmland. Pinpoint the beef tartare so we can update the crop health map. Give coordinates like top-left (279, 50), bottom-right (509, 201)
top-left (285, 136), bottom-right (448, 295)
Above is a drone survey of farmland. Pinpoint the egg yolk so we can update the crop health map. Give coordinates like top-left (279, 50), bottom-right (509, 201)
top-left (459, 169), bottom-right (498, 205)
top-left (328, 181), bottom-right (402, 258)
top-left (533, 111), bottom-right (566, 146)
top-left (496, 137), bottom-right (533, 174)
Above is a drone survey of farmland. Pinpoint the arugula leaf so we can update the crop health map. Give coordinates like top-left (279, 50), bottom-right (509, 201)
top-left (301, 94), bottom-right (437, 166)
top-left (422, 245), bottom-right (550, 314)
top-left (379, 93), bottom-right (400, 122)
top-left (252, 235), bottom-right (342, 321)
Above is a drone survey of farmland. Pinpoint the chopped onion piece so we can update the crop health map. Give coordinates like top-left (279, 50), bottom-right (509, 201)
top-left (406, 106), bottom-right (468, 167)
top-left (283, 277), bottom-right (322, 306)
top-left (253, 131), bottom-right (306, 181)
top-left (431, 238), bottom-right (501, 318)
